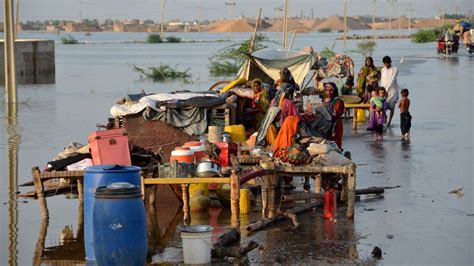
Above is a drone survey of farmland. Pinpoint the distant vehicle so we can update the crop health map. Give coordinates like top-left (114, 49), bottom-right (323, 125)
top-left (437, 30), bottom-right (459, 55)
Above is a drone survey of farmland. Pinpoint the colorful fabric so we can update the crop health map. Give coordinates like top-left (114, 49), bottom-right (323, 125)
top-left (256, 106), bottom-right (280, 146)
top-left (279, 98), bottom-right (302, 126)
top-left (272, 116), bottom-right (299, 153)
top-left (322, 97), bottom-right (345, 149)
top-left (274, 143), bottom-right (309, 165)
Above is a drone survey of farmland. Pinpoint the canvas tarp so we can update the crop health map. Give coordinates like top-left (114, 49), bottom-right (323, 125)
top-left (238, 48), bottom-right (316, 86)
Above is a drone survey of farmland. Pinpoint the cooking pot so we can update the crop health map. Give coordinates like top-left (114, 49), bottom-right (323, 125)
top-left (196, 159), bottom-right (221, 177)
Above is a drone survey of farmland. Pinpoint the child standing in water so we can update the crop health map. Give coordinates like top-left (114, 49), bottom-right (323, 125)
top-left (398, 89), bottom-right (412, 140)
top-left (373, 87), bottom-right (388, 141)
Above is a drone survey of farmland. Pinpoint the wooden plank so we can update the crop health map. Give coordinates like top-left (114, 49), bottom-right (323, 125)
top-left (40, 170), bottom-right (84, 180)
top-left (344, 103), bottom-right (370, 109)
top-left (144, 177), bottom-right (230, 185)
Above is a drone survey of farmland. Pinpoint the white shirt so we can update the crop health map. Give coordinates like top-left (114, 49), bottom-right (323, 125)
top-left (381, 66), bottom-right (399, 106)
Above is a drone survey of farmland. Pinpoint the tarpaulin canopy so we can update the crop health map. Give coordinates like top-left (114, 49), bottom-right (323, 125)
top-left (238, 48), bottom-right (316, 86)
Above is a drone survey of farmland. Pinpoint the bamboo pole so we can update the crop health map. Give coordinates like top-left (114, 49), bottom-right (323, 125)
top-left (4, 0), bottom-right (17, 105)
top-left (32, 167), bottom-right (49, 220)
top-left (230, 170), bottom-right (240, 229)
top-left (372, 0), bottom-right (376, 40)
top-left (283, 0), bottom-right (288, 48)
top-left (343, 0), bottom-right (348, 45)
top-left (288, 31), bottom-right (297, 50)
top-left (281, 187), bottom-right (385, 202)
top-left (15, 0), bottom-right (19, 36)
top-left (248, 8), bottom-right (262, 54)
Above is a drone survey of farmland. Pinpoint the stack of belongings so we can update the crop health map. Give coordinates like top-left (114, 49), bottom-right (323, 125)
top-left (111, 90), bottom-right (237, 136)
top-left (46, 142), bottom-right (92, 172)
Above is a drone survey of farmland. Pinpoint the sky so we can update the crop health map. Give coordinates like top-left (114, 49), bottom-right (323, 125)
top-left (9, 0), bottom-right (474, 22)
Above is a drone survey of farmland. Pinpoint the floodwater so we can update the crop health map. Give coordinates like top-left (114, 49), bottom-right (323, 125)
top-left (0, 30), bottom-right (473, 265)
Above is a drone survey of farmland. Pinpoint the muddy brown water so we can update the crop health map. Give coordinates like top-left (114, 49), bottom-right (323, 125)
top-left (0, 31), bottom-right (472, 265)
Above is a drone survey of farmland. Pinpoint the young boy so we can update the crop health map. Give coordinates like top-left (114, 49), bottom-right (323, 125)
top-left (398, 89), bottom-right (412, 140)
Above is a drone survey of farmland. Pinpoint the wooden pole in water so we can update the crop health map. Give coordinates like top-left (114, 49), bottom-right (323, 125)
top-left (32, 167), bottom-right (49, 220)
top-left (398, 0), bottom-right (401, 32)
top-left (3, 0), bottom-right (17, 105)
top-left (15, 0), bottom-right (19, 36)
top-left (343, 0), bottom-right (348, 45)
top-left (388, 0), bottom-right (393, 32)
top-left (407, 1), bottom-right (413, 31)
top-left (248, 8), bottom-right (262, 54)
top-left (283, 0), bottom-right (288, 49)
top-left (160, 0), bottom-right (166, 38)
top-left (372, 0), bottom-right (376, 40)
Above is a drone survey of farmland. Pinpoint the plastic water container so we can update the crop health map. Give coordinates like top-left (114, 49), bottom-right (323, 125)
top-left (93, 183), bottom-right (147, 266)
top-left (224, 124), bottom-right (246, 143)
top-left (180, 225), bottom-right (213, 264)
top-left (183, 141), bottom-right (206, 162)
top-left (356, 109), bottom-right (366, 122)
top-left (84, 165), bottom-right (141, 261)
top-left (170, 147), bottom-right (195, 163)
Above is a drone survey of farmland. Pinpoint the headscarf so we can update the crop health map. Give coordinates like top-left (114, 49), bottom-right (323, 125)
top-left (324, 82), bottom-right (339, 98)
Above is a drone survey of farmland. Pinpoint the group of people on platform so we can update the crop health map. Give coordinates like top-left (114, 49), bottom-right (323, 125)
top-left (238, 54), bottom-right (412, 156)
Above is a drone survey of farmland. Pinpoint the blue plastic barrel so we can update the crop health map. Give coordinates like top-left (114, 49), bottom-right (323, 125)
top-left (84, 165), bottom-right (141, 261)
top-left (93, 183), bottom-right (147, 266)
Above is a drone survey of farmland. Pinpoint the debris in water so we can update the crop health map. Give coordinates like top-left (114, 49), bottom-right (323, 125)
top-left (386, 234), bottom-right (394, 239)
top-left (448, 188), bottom-right (464, 198)
top-left (372, 246), bottom-right (382, 259)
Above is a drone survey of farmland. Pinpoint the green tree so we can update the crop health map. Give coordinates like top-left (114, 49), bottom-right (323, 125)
top-left (208, 34), bottom-right (268, 76)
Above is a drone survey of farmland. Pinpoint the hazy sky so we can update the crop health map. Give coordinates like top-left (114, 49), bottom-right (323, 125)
top-left (11, 0), bottom-right (474, 22)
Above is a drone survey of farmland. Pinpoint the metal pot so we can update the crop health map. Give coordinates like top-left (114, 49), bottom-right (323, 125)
top-left (196, 160), bottom-right (221, 177)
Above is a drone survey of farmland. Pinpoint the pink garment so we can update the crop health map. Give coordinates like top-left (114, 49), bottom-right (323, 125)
top-left (279, 98), bottom-right (301, 125)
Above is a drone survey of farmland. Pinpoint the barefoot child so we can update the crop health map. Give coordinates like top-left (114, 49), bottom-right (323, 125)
top-left (374, 106), bottom-right (385, 141)
top-left (374, 87), bottom-right (388, 141)
top-left (398, 89), bottom-right (412, 140)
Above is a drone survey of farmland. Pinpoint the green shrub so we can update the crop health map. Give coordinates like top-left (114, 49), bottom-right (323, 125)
top-left (147, 33), bottom-right (163, 43)
top-left (318, 28), bottom-right (332, 33)
top-left (411, 29), bottom-right (438, 43)
top-left (320, 47), bottom-right (336, 58)
top-left (411, 25), bottom-right (453, 43)
top-left (208, 33), bottom-right (268, 76)
top-left (350, 40), bottom-right (377, 57)
top-left (166, 36), bottom-right (181, 43)
top-left (60, 35), bottom-right (79, 44)
top-left (132, 64), bottom-right (191, 82)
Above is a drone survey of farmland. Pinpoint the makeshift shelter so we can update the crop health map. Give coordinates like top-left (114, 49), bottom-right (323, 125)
top-left (238, 48), bottom-right (316, 87)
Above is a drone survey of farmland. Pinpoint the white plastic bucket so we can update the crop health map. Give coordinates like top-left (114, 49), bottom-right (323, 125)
top-left (180, 225), bottom-right (213, 265)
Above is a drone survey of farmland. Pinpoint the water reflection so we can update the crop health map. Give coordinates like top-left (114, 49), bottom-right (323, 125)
top-left (6, 103), bottom-right (20, 266)
top-left (33, 202), bottom-right (85, 265)
top-left (256, 211), bottom-right (359, 264)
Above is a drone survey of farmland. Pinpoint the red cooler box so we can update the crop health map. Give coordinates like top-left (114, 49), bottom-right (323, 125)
top-left (212, 141), bottom-right (238, 167)
top-left (88, 128), bottom-right (131, 166)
